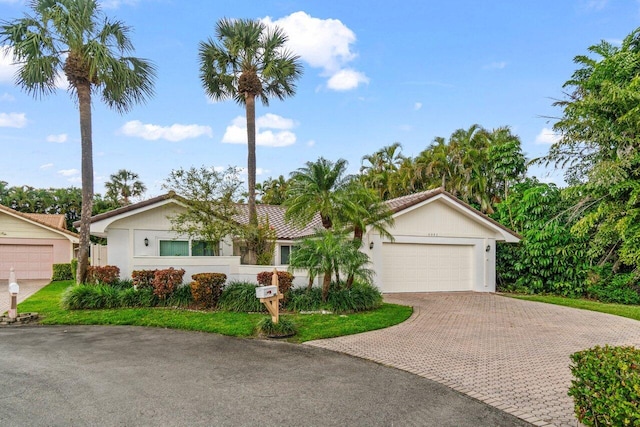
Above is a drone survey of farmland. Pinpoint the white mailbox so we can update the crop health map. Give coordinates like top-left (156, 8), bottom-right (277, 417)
top-left (256, 285), bottom-right (278, 299)
top-left (8, 282), bottom-right (19, 295)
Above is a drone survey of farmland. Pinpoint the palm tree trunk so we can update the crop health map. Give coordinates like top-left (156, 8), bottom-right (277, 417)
top-left (76, 82), bottom-right (94, 284)
top-left (244, 93), bottom-right (258, 265)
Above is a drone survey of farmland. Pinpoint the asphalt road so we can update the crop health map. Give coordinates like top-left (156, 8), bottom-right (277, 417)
top-left (0, 326), bottom-right (531, 427)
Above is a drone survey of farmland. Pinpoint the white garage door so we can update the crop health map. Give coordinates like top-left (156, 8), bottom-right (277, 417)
top-left (0, 244), bottom-right (54, 280)
top-left (382, 243), bottom-right (473, 292)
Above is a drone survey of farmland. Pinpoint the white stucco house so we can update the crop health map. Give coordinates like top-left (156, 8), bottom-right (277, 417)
top-left (85, 188), bottom-right (520, 293)
top-left (0, 204), bottom-right (79, 281)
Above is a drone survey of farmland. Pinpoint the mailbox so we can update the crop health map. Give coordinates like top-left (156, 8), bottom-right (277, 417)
top-left (256, 285), bottom-right (278, 299)
top-left (8, 282), bottom-right (19, 295)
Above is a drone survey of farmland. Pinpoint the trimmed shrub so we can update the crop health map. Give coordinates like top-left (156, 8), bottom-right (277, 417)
top-left (219, 281), bottom-right (266, 312)
top-left (190, 273), bottom-right (227, 309)
top-left (152, 268), bottom-right (185, 299)
top-left (86, 265), bottom-right (120, 285)
top-left (257, 316), bottom-right (297, 337)
top-left (327, 281), bottom-right (383, 313)
top-left (52, 263), bottom-right (73, 281)
top-left (132, 269), bottom-right (156, 290)
top-left (61, 284), bottom-right (122, 310)
top-left (568, 345), bottom-right (640, 426)
top-left (286, 287), bottom-right (323, 312)
top-left (120, 287), bottom-right (157, 308)
top-left (257, 270), bottom-right (294, 300)
top-left (70, 258), bottom-right (78, 280)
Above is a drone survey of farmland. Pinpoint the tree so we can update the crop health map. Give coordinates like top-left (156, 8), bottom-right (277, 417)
top-left (198, 18), bottom-right (303, 236)
top-left (360, 142), bottom-right (405, 199)
top-left (163, 166), bottom-right (242, 256)
top-left (105, 169), bottom-right (146, 206)
top-left (1, 0), bottom-right (155, 283)
top-left (284, 157), bottom-right (354, 230)
top-left (256, 175), bottom-right (289, 205)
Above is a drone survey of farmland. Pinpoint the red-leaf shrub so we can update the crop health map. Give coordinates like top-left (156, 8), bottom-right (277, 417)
top-left (152, 268), bottom-right (185, 299)
top-left (190, 273), bottom-right (227, 308)
top-left (132, 269), bottom-right (157, 289)
top-left (256, 270), bottom-right (294, 299)
top-left (86, 265), bottom-right (120, 285)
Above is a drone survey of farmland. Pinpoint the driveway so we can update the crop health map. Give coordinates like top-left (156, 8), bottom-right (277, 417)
top-left (0, 279), bottom-right (49, 316)
top-left (0, 326), bottom-right (530, 427)
top-left (306, 293), bottom-right (640, 427)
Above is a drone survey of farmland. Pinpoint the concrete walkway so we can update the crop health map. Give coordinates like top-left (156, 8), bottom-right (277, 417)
top-left (0, 279), bottom-right (49, 315)
top-left (306, 292), bottom-right (640, 427)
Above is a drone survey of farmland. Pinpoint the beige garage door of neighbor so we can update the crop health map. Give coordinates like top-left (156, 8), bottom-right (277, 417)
top-left (382, 243), bottom-right (473, 292)
top-left (0, 244), bottom-right (54, 280)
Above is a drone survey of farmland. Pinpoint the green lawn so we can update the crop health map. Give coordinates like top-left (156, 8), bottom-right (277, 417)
top-left (17, 281), bottom-right (413, 343)
top-left (507, 294), bottom-right (640, 321)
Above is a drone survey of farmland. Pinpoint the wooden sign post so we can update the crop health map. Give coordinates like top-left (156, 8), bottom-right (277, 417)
top-left (258, 269), bottom-right (284, 324)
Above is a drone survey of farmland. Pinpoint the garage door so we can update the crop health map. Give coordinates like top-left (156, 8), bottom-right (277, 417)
top-left (0, 245), bottom-right (54, 280)
top-left (382, 243), bottom-right (473, 292)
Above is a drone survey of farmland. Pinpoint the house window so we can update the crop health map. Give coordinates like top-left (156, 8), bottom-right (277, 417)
top-left (159, 240), bottom-right (189, 256)
top-left (192, 240), bottom-right (216, 256)
top-left (280, 245), bottom-right (294, 265)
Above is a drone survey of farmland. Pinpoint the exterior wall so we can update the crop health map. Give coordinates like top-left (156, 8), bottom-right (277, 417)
top-left (0, 213), bottom-right (70, 240)
top-left (390, 199), bottom-right (502, 239)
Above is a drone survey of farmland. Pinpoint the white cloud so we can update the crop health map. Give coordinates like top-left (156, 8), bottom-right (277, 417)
top-left (483, 61), bottom-right (507, 70)
top-left (119, 120), bottom-right (213, 142)
top-left (584, 0), bottom-right (608, 10)
top-left (58, 168), bottom-right (79, 177)
top-left (0, 112), bottom-right (26, 128)
top-left (327, 69), bottom-right (369, 91)
top-left (238, 167), bottom-right (267, 176)
top-left (414, 102), bottom-right (423, 111)
top-left (0, 46), bottom-right (18, 84)
top-left (99, 0), bottom-right (140, 9)
top-left (222, 114), bottom-right (297, 147)
top-left (0, 93), bottom-right (15, 102)
top-left (46, 133), bottom-right (68, 143)
top-left (535, 127), bottom-right (561, 144)
top-left (262, 11), bottom-right (369, 91)
top-left (40, 163), bottom-right (53, 169)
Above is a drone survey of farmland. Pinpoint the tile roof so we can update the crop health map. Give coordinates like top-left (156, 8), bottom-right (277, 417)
top-left (233, 204), bottom-right (323, 240)
top-left (0, 204), bottom-right (79, 239)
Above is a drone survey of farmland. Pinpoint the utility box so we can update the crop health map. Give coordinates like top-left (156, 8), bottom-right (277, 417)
top-left (256, 285), bottom-right (278, 299)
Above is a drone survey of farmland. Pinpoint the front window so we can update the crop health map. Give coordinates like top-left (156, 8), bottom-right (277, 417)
top-left (159, 240), bottom-right (189, 256)
top-left (280, 245), bottom-right (294, 265)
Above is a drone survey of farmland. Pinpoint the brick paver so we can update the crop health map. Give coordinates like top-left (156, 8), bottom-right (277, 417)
top-left (0, 279), bottom-right (49, 315)
top-left (305, 292), bottom-right (640, 427)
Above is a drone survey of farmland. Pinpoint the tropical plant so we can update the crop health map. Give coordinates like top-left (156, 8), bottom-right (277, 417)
top-left (1, 0), bottom-right (155, 283)
top-left (360, 142), bottom-right (405, 200)
top-left (257, 175), bottom-right (289, 205)
top-left (104, 169), bottom-right (146, 206)
top-left (198, 18), bottom-right (303, 239)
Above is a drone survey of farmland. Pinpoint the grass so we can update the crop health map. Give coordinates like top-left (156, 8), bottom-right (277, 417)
top-left (506, 293), bottom-right (640, 321)
top-left (17, 281), bottom-right (413, 342)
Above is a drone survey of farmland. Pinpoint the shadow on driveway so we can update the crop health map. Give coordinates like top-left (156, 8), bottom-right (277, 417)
top-left (0, 326), bottom-right (531, 427)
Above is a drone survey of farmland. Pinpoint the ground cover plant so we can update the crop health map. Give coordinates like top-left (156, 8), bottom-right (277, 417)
top-left (507, 294), bottom-right (640, 322)
top-left (18, 281), bottom-right (412, 343)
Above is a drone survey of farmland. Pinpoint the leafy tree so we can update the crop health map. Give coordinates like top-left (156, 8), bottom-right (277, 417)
top-left (1, 0), bottom-right (156, 283)
top-left (163, 166), bottom-right (243, 256)
top-left (360, 142), bottom-right (405, 199)
top-left (105, 169), bottom-right (146, 206)
top-left (256, 175), bottom-right (289, 205)
top-left (198, 18), bottom-right (303, 235)
top-left (487, 126), bottom-right (527, 203)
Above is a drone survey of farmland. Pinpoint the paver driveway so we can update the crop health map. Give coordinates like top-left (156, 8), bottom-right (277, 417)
top-left (306, 292), bottom-right (640, 427)
top-left (0, 279), bottom-right (49, 315)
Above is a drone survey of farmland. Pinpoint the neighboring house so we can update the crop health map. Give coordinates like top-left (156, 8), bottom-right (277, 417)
top-left (0, 205), bottom-right (79, 281)
top-left (85, 188), bottom-right (520, 293)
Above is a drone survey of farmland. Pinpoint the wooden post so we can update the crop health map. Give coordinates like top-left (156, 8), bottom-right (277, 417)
top-left (259, 268), bottom-right (283, 323)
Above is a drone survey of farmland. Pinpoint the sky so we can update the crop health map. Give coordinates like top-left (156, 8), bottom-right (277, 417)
top-left (0, 0), bottom-right (638, 197)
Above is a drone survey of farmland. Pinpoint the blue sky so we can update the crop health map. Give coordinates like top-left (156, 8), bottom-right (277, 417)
top-left (0, 0), bottom-right (638, 197)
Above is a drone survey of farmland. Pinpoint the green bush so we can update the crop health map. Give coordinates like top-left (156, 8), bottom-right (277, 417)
top-left (52, 263), bottom-right (73, 281)
top-left (327, 281), bottom-right (383, 313)
top-left (286, 287), bottom-right (323, 312)
top-left (588, 271), bottom-right (640, 305)
top-left (163, 285), bottom-right (194, 307)
top-left (110, 279), bottom-right (134, 291)
top-left (70, 258), bottom-right (78, 280)
top-left (61, 284), bottom-right (122, 310)
top-left (569, 345), bottom-right (640, 426)
top-left (190, 273), bottom-right (227, 308)
top-left (257, 316), bottom-right (297, 337)
top-left (120, 287), bottom-right (157, 307)
top-left (219, 281), bottom-right (266, 312)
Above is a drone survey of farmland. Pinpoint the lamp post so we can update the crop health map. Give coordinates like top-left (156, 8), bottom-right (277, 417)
top-left (8, 267), bottom-right (19, 320)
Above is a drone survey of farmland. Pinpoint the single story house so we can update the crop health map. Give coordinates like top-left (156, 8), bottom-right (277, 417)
top-left (85, 188), bottom-right (519, 293)
top-left (0, 205), bottom-right (79, 281)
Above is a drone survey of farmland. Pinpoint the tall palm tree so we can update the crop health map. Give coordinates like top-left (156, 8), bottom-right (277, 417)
top-left (105, 169), bottom-right (146, 206)
top-left (284, 157), bottom-right (354, 230)
top-left (1, 0), bottom-right (155, 283)
top-left (199, 18), bottom-right (303, 230)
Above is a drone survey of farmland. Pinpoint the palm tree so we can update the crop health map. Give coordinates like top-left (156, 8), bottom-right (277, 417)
top-left (1, 0), bottom-right (155, 283)
top-left (105, 169), bottom-right (146, 206)
top-left (284, 157), bottom-right (354, 230)
top-left (199, 19), bottom-right (303, 231)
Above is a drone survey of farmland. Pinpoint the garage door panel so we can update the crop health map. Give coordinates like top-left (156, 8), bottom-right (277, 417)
top-left (382, 243), bottom-right (473, 292)
top-left (0, 245), bottom-right (54, 280)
